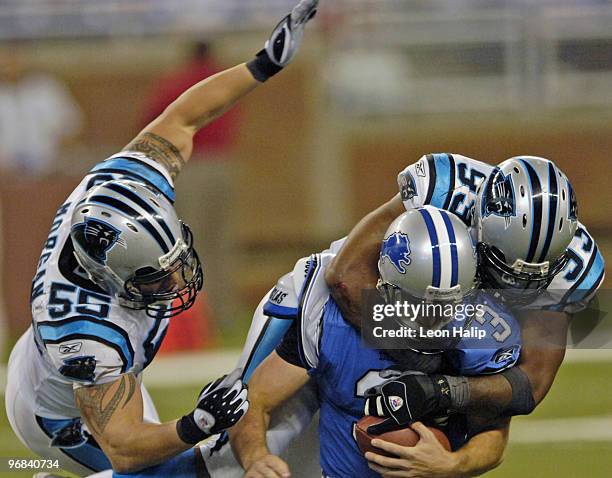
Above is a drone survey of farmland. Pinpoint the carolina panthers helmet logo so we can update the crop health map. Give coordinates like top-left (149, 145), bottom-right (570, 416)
top-left (568, 181), bottom-right (578, 220)
top-left (482, 169), bottom-right (516, 227)
top-left (71, 218), bottom-right (125, 264)
top-left (398, 170), bottom-right (418, 201)
top-left (381, 232), bottom-right (412, 274)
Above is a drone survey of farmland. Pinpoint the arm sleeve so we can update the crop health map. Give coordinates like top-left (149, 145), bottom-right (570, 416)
top-left (239, 274), bottom-right (298, 382)
top-left (275, 320), bottom-right (306, 368)
top-left (262, 272), bottom-right (299, 320)
top-left (36, 316), bottom-right (134, 386)
top-left (398, 154), bottom-right (458, 210)
top-left (524, 227), bottom-right (605, 315)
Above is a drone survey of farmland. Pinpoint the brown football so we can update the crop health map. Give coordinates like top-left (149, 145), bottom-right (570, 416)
top-left (354, 416), bottom-right (451, 458)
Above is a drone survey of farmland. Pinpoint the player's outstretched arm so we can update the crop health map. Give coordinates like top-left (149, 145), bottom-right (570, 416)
top-left (123, 0), bottom-right (318, 179)
top-left (462, 310), bottom-right (568, 416)
top-left (366, 419), bottom-right (509, 478)
top-left (75, 370), bottom-right (248, 473)
top-left (325, 193), bottom-right (404, 327)
top-left (230, 351), bottom-right (309, 478)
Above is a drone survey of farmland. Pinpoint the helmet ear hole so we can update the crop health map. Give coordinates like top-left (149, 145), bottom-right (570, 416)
top-left (559, 218), bottom-right (564, 231)
top-left (81, 208), bottom-right (89, 214)
top-left (126, 223), bottom-right (138, 233)
top-left (101, 211), bottom-right (111, 218)
top-left (522, 214), bottom-right (527, 228)
top-left (520, 185), bottom-right (525, 197)
top-left (150, 198), bottom-right (161, 208)
top-left (562, 189), bottom-right (566, 201)
top-left (513, 167), bottom-right (520, 174)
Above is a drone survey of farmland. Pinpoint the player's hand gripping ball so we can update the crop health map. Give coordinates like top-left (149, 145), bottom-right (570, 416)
top-left (354, 416), bottom-right (451, 457)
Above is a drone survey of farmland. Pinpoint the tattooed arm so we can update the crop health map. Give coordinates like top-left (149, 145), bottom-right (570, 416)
top-left (123, 64), bottom-right (258, 180)
top-left (75, 373), bottom-right (189, 473)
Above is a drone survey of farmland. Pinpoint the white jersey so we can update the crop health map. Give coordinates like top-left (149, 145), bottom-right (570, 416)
top-left (397, 153), bottom-right (604, 314)
top-left (26, 151), bottom-right (175, 418)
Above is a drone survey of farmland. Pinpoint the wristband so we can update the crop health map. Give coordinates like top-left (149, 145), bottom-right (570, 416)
top-left (247, 50), bottom-right (283, 83)
top-left (444, 375), bottom-right (471, 411)
top-left (500, 367), bottom-right (536, 416)
top-left (176, 413), bottom-right (209, 445)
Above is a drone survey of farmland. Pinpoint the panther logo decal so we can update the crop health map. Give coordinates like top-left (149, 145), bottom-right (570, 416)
top-left (482, 169), bottom-right (516, 227)
top-left (381, 232), bottom-right (412, 274)
top-left (398, 170), bottom-right (418, 201)
top-left (71, 218), bottom-right (125, 264)
top-left (568, 181), bottom-right (578, 221)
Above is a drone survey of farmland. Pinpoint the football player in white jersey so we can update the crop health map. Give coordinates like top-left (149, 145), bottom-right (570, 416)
top-left (5, 1), bottom-right (319, 476)
top-left (326, 153), bottom-right (605, 427)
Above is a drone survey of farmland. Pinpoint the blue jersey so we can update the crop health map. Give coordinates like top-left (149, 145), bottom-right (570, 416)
top-left (294, 254), bottom-right (520, 478)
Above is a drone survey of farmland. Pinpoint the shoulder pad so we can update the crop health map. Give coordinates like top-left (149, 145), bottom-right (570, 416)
top-left (37, 318), bottom-right (132, 385)
top-left (525, 224), bottom-right (605, 314)
top-left (399, 153), bottom-right (492, 216)
top-left (397, 155), bottom-right (430, 210)
top-left (263, 272), bottom-right (299, 319)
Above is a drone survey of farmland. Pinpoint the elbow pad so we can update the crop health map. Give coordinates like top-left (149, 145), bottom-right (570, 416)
top-left (500, 367), bottom-right (536, 416)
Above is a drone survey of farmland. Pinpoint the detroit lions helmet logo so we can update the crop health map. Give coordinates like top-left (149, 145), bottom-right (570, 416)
top-left (381, 232), bottom-right (412, 274)
top-left (71, 218), bottom-right (125, 264)
top-left (482, 169), bottom-right (516, 227)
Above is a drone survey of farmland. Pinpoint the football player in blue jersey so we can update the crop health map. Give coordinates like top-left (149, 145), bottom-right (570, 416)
top-left (325, 154), bottom-right (605, 437)
top-left (231, 206), bottom-right (518, 478)
top-left (5, 1), bottom-right (319, 476)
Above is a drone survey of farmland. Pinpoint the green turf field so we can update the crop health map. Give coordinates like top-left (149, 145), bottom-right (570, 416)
top-left (1, 361), bottom-right (611, 477)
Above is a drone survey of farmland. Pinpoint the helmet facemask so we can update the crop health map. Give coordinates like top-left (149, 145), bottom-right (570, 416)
top-left (477, 242), bottom-right (569, 302)
top-left (123, 223), bottom-right (204, 318)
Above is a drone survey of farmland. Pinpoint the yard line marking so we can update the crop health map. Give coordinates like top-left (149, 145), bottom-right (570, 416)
top-left (511, 416), bottom-right (612, 443)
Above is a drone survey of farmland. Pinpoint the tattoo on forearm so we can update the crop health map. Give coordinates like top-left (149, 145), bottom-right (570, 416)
top-left (123, 373), bottom-right (137, 406)
top-left (75, 374), bottom-right (137, 435)
top-left (124, 132), bottom-right (185, 179)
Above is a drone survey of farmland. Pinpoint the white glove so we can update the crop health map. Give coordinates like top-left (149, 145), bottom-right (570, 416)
top-left (176, 368), bottom-right (249, 444)
top-left (247, 0), bottom-right (319, 81)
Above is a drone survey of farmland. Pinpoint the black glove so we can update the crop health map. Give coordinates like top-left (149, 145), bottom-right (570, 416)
top-left (364, 371), bottom-right (451, 435)
top-left (176, 368), bottom-right (248, 444)
top-left (247, 0), bottom-right (318, 82)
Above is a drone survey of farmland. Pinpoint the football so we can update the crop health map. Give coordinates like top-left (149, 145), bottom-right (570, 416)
top-left (354, 416), bottom-right (451, 457)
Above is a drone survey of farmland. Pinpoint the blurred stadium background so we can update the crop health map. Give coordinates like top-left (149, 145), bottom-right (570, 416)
top-left (0, 0), bottom-right (611, 476)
